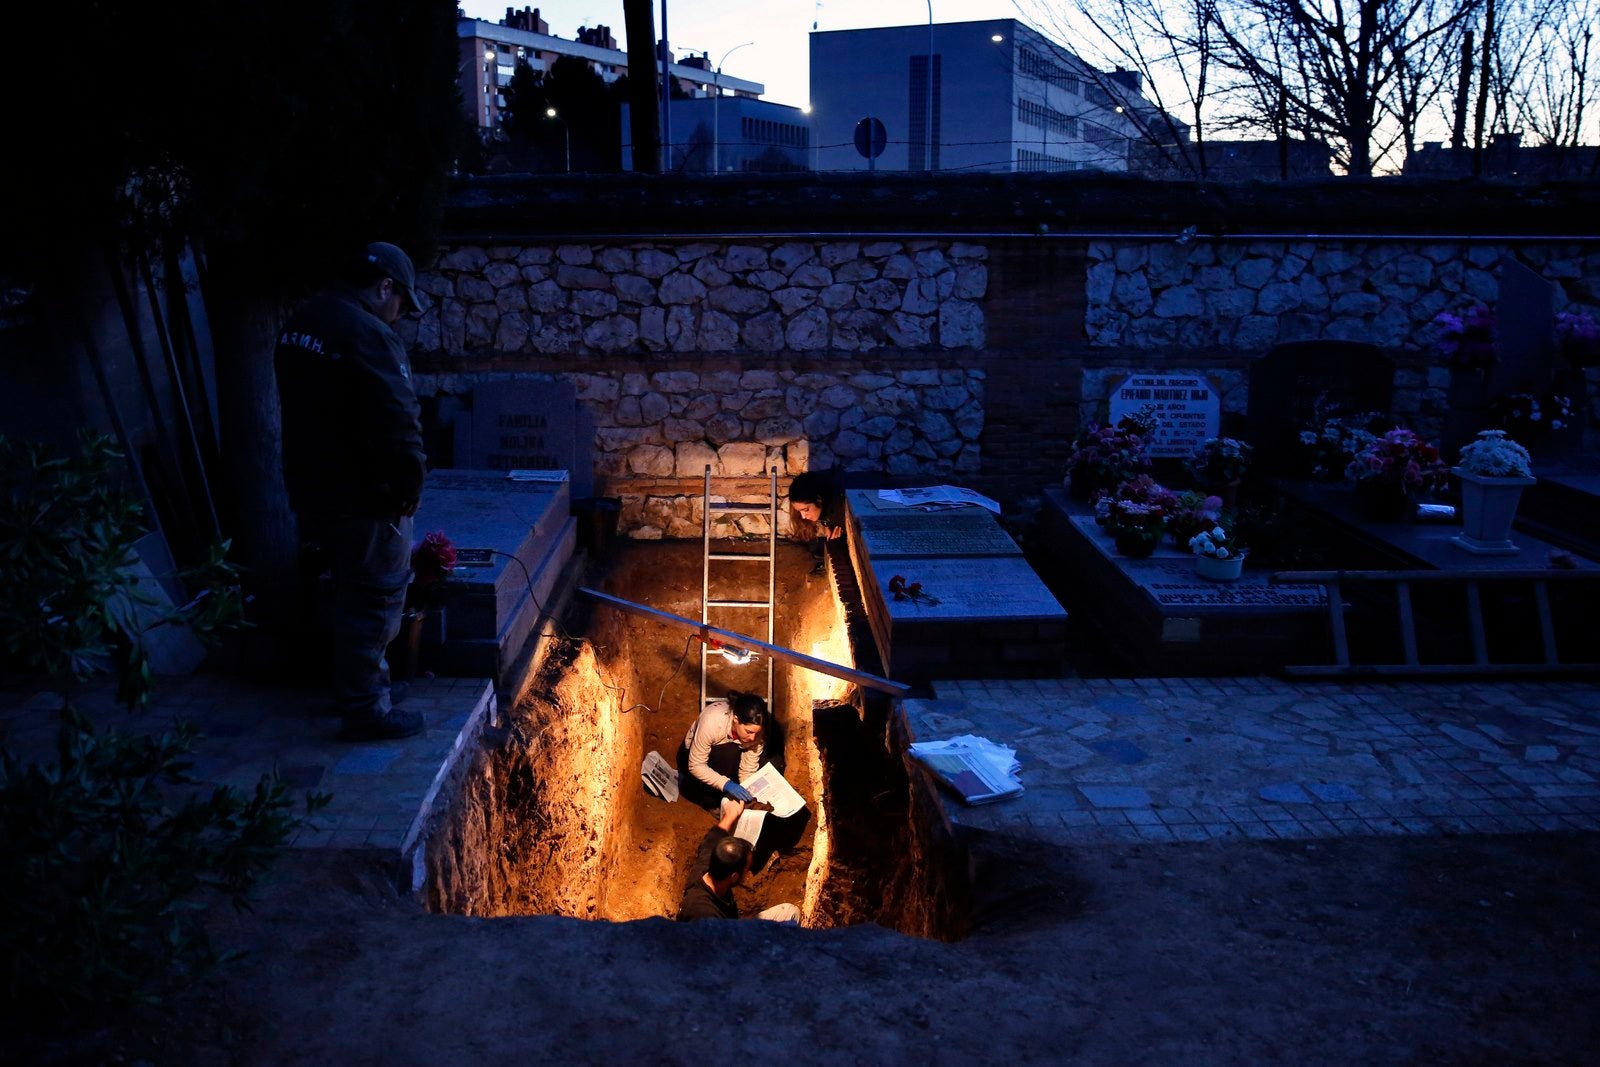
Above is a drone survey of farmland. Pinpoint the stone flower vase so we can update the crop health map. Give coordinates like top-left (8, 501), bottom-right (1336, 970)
top-left (1451, 468), bottom-right (1535, 555)
top-left (1195, 553), bottom-right (1245, 581)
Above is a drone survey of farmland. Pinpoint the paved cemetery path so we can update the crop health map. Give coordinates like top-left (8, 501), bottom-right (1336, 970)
top-left (17, 674), bottom-right (1597, 1064)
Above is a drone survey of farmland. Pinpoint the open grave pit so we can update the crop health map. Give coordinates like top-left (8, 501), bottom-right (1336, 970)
top-left (420, 539), bottom-right (968, 937)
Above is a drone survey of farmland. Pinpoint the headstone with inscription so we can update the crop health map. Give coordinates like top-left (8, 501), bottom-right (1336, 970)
top-left (1108, 373), bottom-right (1220, 458)
top-left (453, 379), bottom-right (581, 477)
top-left (1247, 342), bottom-right (1393, 475)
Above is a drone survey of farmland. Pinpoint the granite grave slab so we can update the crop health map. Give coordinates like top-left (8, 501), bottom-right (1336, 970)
top-left (412, 469), bottom-right (576, 683)
top-left (843, 490), bottom-right (1068, 684)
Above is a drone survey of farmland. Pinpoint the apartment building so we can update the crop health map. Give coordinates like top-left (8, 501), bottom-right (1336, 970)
top-left (457, 6), bottom-right (763, 134)
top-left (809, 18), bottom-right (1169, 174)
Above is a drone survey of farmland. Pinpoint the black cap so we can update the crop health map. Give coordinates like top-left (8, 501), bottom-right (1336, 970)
top-left (365, 241), bottom-right (428, 313)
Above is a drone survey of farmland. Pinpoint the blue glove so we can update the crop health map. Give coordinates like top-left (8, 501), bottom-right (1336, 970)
top-left (722, 781), bottom-right (755, 803)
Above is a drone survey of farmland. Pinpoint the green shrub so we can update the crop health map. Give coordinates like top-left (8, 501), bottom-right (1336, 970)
top-left (0, 433), bottom-right (326, 1022)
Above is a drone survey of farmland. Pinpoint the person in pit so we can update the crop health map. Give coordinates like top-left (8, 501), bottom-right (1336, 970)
top-left (788, 468), bottom-right (846, 576)
top-left (678, 691), bottom-right (782, 810)
top-left (678, 691), bottom-right (807, 866)
top-left (675, 798), bottom-right (800, 924)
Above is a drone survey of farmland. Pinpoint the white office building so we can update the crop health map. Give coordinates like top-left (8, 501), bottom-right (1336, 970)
top-left (810, 18), bottom-right (1164, 174)
top-left (621, 98), bottom-right (811, 174)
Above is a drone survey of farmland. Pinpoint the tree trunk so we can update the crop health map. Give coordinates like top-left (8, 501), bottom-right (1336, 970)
top-left (1473, 0), bottom-right (1495, 175)
top-left (1453, 30), bottom-right (1473, 149)
top-left (202, 252), bottom-right (298, 626)
top-left (622, 0), bottom-right (660, 174)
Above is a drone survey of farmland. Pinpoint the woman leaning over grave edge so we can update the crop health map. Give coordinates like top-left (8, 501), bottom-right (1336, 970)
top-left (789, 469), bottom-right (846, 575)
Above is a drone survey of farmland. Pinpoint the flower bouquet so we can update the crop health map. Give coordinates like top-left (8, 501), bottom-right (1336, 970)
top-left (1555, 311), bottom-right (1600, 368)
top-left (1295, 411), bottom-right (1385, 480)
top-left (1188, 524), bottom-right (1245, 580)
top-left (1456, 429), bottom-right (1532, 478)
top-left (408, 530), bottom-right (458, 611)
top-left (1166, 490), bottom-right (1225, 548)
top-left (1099, 499), bottom-right (1167, 558)
top-left (1065, 420), bottom-right (1152, 500)
top-left (1433, 306), bottom-right (1497, 371)
top-left (1185, 436), bottom-right (1253, 487)
top-left (1344, 428), bottom-right (1448, 518)
top-left (1108, 474), bottom-right (1179, 511)
top-left (888, 574), bottom-right (940, 605)
top-left (1486, 390), bottom-right (1574, 444)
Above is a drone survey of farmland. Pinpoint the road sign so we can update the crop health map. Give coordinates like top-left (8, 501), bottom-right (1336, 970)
top-left (853, 117), bottom-right (887, 160)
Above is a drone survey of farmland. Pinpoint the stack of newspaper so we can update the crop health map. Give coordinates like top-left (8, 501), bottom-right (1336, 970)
top-left (907, 734), bottom-right (1024, 805)
top-left (877, 485), bottom-right (1001, 514)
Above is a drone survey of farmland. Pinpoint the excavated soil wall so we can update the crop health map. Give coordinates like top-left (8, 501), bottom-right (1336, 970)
top-left (420, 541), bottom-right (968, 937)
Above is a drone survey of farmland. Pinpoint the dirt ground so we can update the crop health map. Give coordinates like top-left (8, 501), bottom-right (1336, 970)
top-left (45, 828), bottom-right (1600, 1064)
top-left (27, 541), bottom-right (1600, 1063)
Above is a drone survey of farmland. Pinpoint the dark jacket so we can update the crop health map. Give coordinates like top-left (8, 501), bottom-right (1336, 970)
top-left (675, 827), bottom-right (740, 921)
top-left (275, 290), bottom-right (426, 520)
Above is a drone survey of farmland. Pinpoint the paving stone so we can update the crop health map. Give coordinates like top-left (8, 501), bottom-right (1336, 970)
top-left (1088, 738), bottom-right (1149, 765)
top-left (1080, 785), bottom-right (1152, 808)
top-left (1306, 782), bottom-right (1362, 803)
top-left (1258, 782), bottom-right (1314, 804)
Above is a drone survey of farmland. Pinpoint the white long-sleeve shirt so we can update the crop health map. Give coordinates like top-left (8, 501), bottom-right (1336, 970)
top-left (684, 699), bottom-right (764, 791)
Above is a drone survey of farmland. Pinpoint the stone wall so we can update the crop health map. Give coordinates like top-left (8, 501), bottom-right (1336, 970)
top-left (408, 239), bottom-right (988, 356)
top-left (413, 178), bottom-right (1600, 535)
top-left (1079, 239), bottom-right (1600, 432)
top-left (405, 239), bottom-right (991, 536)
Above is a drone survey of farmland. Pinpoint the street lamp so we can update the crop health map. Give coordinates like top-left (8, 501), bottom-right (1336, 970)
top-left (713, 41), bottom-right (754, 174)
top-left (546, 107), bottom-right (569, 173)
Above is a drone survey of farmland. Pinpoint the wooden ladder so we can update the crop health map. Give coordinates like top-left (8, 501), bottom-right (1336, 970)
top-left (699, 465), bottom-right (778, 709)
top-left (1271, 568), bottom-right (1600, 677)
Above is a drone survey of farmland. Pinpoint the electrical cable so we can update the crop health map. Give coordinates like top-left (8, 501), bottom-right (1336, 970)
top-left (486, 547), bottom-right (632, 708)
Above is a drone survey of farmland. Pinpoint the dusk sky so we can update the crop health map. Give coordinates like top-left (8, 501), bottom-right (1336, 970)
top-left (459, 0), bottom-right (1030, 108)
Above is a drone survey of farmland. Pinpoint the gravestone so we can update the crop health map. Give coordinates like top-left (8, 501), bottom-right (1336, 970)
top-left (1247, 342), bottom-right (1394, 474)
top-left (1490, 261), bottom-right (1556, 396)
top-left (452, 379), bottom-right (586, 479)
top-left (1108, 373), bottom-right (1220, 458)
top-left (856, 513), bottom-right (1022, 559)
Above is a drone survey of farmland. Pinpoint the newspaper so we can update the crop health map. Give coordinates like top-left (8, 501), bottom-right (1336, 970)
top-left (728, 763), bottom-right (806, 844)
top-left (640, 750), bottom-right (679, 802)
top-left (878, 485), bottom-right (1001, 514)
top-left (907, 734), bottom-right (1023, 805)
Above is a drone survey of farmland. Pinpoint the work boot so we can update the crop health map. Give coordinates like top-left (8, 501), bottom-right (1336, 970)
top-left (389, 681), bottom-right (410, 705)
top-left (340, 706), bottom-right (425, 742)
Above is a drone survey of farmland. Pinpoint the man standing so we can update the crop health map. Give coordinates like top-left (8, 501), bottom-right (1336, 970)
top-left (676, 799), bottom-right (800, 924)
top-left (275, 242), bottom-right (429, 741)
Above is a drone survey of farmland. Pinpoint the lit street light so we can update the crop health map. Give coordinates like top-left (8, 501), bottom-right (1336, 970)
top-left (546, 107), bottom-right (570, 173)
top-left (713, 41), bottom-right (754, 174)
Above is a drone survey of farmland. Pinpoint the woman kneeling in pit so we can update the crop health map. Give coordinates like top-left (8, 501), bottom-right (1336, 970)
top-left (678, 691), bottom-right (808, 862)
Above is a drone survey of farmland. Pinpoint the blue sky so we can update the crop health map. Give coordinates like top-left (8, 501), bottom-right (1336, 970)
top-left (459, 0), bottom-right (1027, 108)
